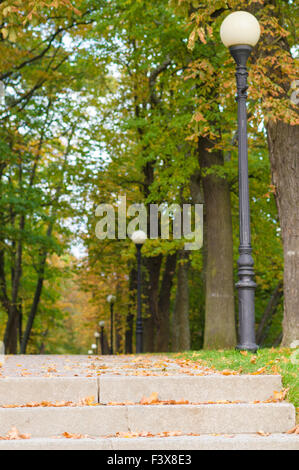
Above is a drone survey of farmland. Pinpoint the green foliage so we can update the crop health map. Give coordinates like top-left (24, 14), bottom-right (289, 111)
top-left (1, 0), bottom-right (295, 352)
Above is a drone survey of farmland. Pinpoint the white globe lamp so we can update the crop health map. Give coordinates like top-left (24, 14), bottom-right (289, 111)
top-left (131, 230), bottom-right (147, 246)
top-left (220, 11), bottom-right (260, 48)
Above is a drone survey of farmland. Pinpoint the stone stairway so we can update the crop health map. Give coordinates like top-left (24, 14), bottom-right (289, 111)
top-left (0, 355), bottom-right (298, 450)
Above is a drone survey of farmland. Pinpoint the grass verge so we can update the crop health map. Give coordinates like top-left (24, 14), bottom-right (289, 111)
top-left (171, 348), bottom-right (299, 418)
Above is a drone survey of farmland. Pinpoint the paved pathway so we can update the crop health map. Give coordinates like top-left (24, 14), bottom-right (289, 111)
top-left (0, 354), bottom-right (221, 377)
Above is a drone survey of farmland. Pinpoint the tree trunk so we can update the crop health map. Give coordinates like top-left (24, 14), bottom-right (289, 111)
top-left (267, 120), bottom-right (299, 346)
top-left (126, 268), bottom-right (137, 354)
top-left (20, 273), bottom-right (45, 354)
top-left (4, 237), bottom-right (23, 354)
top-left (143, 255), bottom-right (162, 353)
top-left (172, 251), bottom-right (190, 352)
top-left (4, 313), bottom-right (19, 354)
top-left (115, 311), bottom-right (122, 353)
top-left (20, 222), bottom-right (53, 354)
top-left (256, 281), bottom-right (283, 345)
top-left (103, 331), bottom-right (110, 355)
top-left (155, 253), bottom-right (177, 352)
top-left (199, 140), bottom-right (237, 349)
top-left (125, 313), bottom-right (134, 354)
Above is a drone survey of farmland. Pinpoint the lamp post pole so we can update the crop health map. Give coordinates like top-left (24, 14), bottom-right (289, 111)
top-left (136, 244), bottom-right (143, 354)
top-left (131, 230), bottom-right (147, 354)
top-left (231, 45), bottom-right (258, 352)
top-left (95, 332), bottom-right (100, 355)
top-left (220, 11), bottom-right (260, 352)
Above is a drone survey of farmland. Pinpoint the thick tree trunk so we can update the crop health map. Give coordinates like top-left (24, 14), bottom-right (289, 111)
top-left (267, 120), bottom-right (299, 346)
top-left (172, 251), bottom-right (190, 352)
top-left (4, 313), bottom-right (19, 354)
top-left (4, 225), bottom-right (24, 354)
top-left (199, 140), bottom-right (237, 349)
top-left (102, 331), bottom-right (110, 355)
top-left (155, 253), bottom-right (177, 352)
top-left (125, 313), bottom-right (134, 354)
top-left (126, 268), bottom-right (137, 354)
top-left (115, 311), bottom-right (122, 353)
top-left (143, 255), bottom-right (162, 352)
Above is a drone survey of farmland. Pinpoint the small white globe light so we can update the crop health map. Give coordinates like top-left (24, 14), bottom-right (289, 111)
top-left (99, 321), bottom-right (105, 328)
top-left (88, 350), bottom-right (93, 355)
top-left (107, 294), bottom-right (116, 304)
top-left (94, 332), bottom-right (100, 338)
top-left (220, 11), bottom-right (261, 47)
top-left (131, 230), bottom-right (147, 245)
top-left (91, 343), bottom-right (97, 350)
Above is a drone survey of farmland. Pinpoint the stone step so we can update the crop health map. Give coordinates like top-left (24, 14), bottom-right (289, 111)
top-left (0, 378), bottom-right (98, 406)
top-left (0, 434), bottom-right (298, 450)
top-left (0, 403), bottom-right (295, 437)
top-left (98, 375), bottom-right (282, 404)
top-left (0, 375), bottom-right (282, 405)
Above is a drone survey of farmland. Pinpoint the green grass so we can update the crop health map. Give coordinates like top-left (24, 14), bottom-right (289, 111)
top-left (170, 348), bottom-right (299, 415)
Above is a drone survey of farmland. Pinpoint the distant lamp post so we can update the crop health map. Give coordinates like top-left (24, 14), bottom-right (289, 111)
top-left (99, 321), bottom-right (105, 355)
top-left (131, 230), bottom-right (147, 354)
top-left (94, 331), bottom-right (100, 354)
top-left (220, 11), bottom-right (260, 352)
top-left (88, 350), bottom-right (93, 355)
top-left (107, 295), bottom-right (116, 355)
top-left (91, 343), bottom-right (97, 355)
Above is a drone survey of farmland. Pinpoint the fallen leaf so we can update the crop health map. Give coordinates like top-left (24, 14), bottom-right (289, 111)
top-left (286, 425), bottom-right (299, 435)
top-left (257, 431), bottom-right (270, 437)
top-left (79, 396), bottom-right (96, 406)
top-left (0, 427), bottom-right (31, 440)
top-left (251, 367), bottom-right (267, 375)
top-left (272, 388), bottom-right (289, 401)
top-left (62, 432), bottom-right (89, 439)
top-left (140, 392), bottom-right (159, 405)
top-left (221, 370), bottom-right (238, 376)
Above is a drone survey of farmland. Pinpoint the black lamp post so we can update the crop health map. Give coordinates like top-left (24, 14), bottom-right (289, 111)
top-left (107, 295), bottom-right (116, 355)
top-left (132, 230), bottom-right (147, 354)
top-left (99, 321), bottom-right (105, 355)
top-left (220, 11), bottom-right (261, 352)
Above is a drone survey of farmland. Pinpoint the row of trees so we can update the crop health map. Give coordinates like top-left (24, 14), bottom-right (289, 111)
top-left (0, 0), bottom-right (106, 353)
top-left (0, 0), bottom-right (297, 354)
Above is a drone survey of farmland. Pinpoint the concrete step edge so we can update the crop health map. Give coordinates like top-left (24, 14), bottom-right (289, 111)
top-left (0, 375), bottom-right (282, 405)
top-left (98, 375), bottom-right (282, 404)
top-left (0, 403), bottom-right (295, 437)
top-left (0, 434), bottom-right (298, 450)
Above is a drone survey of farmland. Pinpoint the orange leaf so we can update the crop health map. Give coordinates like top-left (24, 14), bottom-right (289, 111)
top-left (257, 430), bottom-right (270, 437)
top-left (272, 388), bottom-right (289, 401)
top-left (140, 392), bottom-right (159, 405)
top-left (252, 367), bottom-right (267, 375)
top-left (240, 351), bottom-right (248, 357)
top-left (62, 432), bottom-right (88, 440)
